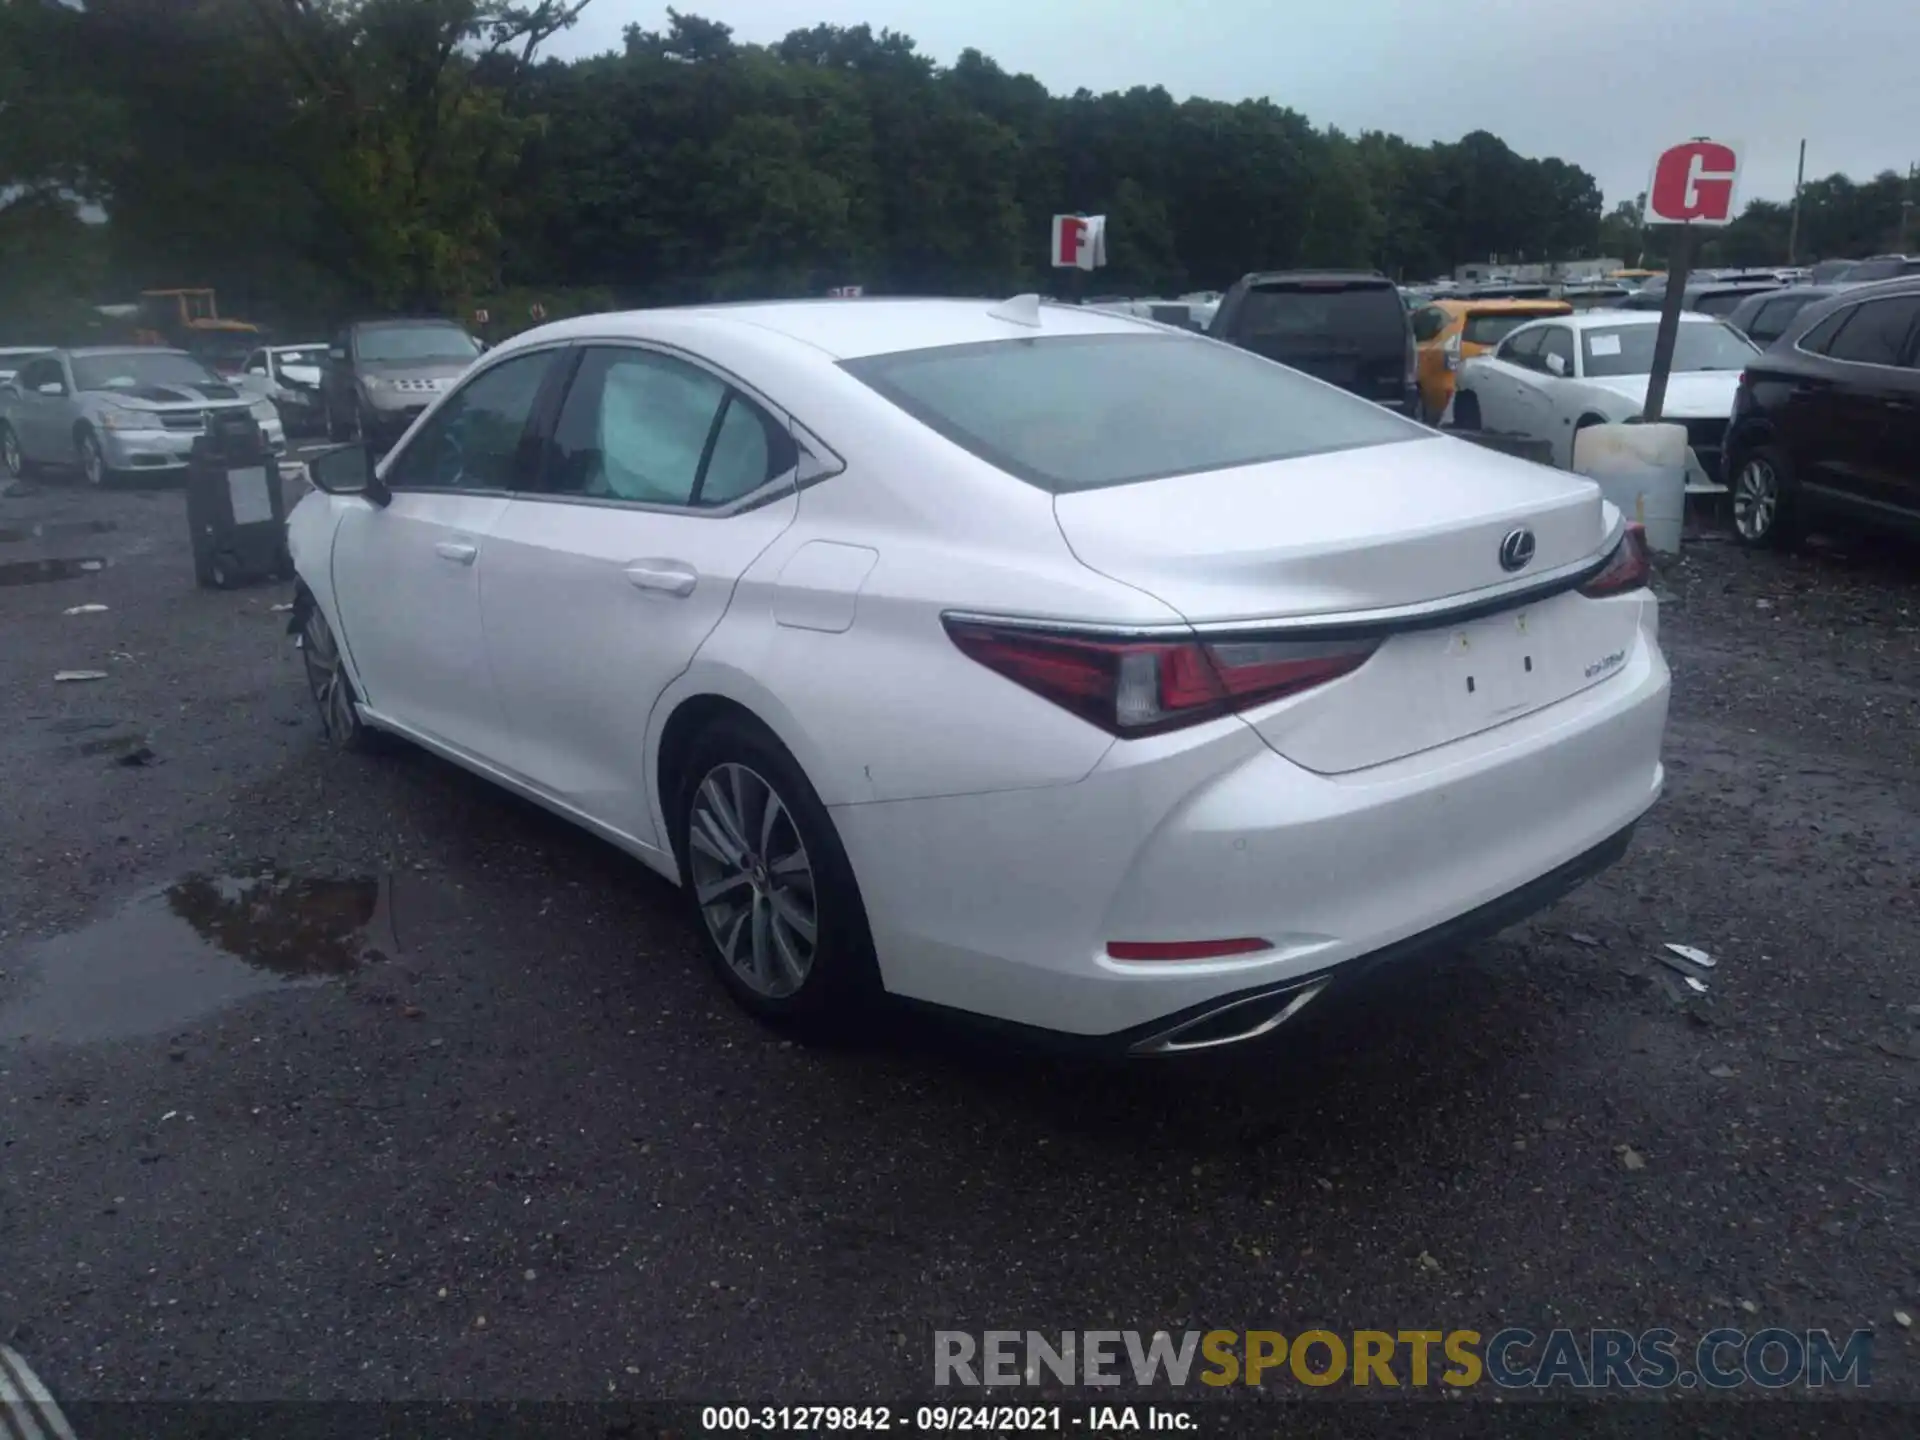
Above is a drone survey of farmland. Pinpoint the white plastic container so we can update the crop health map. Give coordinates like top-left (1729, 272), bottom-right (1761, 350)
top-left (1571, 422), bottom-right (1687, 554)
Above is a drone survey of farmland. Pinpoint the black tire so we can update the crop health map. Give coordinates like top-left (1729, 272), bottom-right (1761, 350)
top-left (1728, 444), bottom-right (1803, 550)
top-left (673, 715), bottom-right (879, 1039)
top-left (299, 596), bottom-right (381, 752)
top-left (0, 422), bottom-right (27, 479)
top-left (1452, 391), bottom-right (1482, 431)
top-left (75, 428), bottom-right (113, 488)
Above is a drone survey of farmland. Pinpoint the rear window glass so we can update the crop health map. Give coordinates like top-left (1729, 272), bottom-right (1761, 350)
top-left (1463, 313), bottom-right (1554, 346)
top-left (1230, 284), bottom-right (1408, 350)
top-left (1695, 291), bottom-right (1762, 317)
top-left (842, 333), bottom-right (1423, 494)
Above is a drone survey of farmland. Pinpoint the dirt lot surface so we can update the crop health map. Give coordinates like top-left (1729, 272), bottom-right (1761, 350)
top-left (1, 469), bottom-right (1915, 1420)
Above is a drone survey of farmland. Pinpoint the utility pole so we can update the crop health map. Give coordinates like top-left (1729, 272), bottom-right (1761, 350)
top-left (1902, 161), bottom-right (1917, 254)
top-left (1786, 139), bottom-right (1806, 263)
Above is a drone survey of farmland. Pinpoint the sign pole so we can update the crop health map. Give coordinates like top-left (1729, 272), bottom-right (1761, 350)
top-left (1642, 226), bottom-right (1695, 423)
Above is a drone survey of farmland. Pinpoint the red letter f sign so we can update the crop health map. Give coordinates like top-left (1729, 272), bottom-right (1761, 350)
top-left (1050, 214), bottom-right (1108, 270)
top-left (1644, 141), bottom-right (1742, 227)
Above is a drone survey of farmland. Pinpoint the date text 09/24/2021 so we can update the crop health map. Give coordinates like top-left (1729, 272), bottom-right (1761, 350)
top-left (701, 1406), bottom-right (1188, 1432)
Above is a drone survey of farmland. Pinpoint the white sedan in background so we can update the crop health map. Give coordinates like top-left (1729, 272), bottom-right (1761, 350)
top-left (290, 297), bottom-right (1668, 1054)
top-left (1453, 310), bottom-right (1759, 483)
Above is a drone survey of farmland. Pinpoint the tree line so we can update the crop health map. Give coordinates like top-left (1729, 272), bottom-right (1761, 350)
top-left (1, 0), bottom-right (1913, 343)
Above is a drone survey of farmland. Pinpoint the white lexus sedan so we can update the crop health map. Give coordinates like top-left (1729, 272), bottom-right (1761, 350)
top-left (1453, 310), bottom-right (1759, 482)
top-left (289, 297), bottom-right (1670, 1055)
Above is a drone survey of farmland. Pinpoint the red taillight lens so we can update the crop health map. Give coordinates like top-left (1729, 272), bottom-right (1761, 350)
top-left (1578, 523), bottom-right (1652, 598)
top-left (943, 620), bottom-right (1378, 737)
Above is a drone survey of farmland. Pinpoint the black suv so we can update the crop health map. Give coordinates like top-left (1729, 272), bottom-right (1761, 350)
top-left (1209, 271), bottom-right (1417, 414)
top-left (1723, 277), bottom-right (1920, 547)
top-left (323, 318), bottom-right (484, 446)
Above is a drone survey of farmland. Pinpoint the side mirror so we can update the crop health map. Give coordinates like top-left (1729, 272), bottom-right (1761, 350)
top-left (307, 443), bottom-right (390, 506)
top-left (37, 381), bottom-right (65, 397)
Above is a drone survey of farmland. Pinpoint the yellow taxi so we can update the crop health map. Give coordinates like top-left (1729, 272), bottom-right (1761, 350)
top-left (1409, 297), bottom-right (1573, 424)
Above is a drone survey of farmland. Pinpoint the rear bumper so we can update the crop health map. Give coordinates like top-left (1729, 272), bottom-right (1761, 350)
top-left (834, 623), bottom-right (1668, 1045)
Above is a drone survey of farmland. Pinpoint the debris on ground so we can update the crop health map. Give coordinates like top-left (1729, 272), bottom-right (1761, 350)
top-left (1664, 944), bottom-right (1716, 970)
top-left (1616, 1145), bottom-right (1646, 1171)
top-left (112, 746), bottom-right (156, 768)
top-left (1655, 951), bottom-right (1711, 991)
top-left (269, 602), bottom-right (293, 612)
top-left (1707, 1064), bottom-right (1736, 1078)
top-left (1568, 931), bottom-right (1603, 948)
top-left (62, 603), bottom-right (109, 616)
top-left (53, 670), bottom-right (109, 683)
top-left (1895, 1312), bottom-right (1913, 1330)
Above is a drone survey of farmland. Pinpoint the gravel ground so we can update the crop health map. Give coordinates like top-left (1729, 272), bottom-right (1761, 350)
top-left (0, 469), bottom-right (1916, 1417)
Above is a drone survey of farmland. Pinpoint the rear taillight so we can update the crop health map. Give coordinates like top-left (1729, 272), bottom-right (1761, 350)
top-left (1578, 524), bottom-right (1652, 598)
top-left (1442, 332), bottom-right (1463, 372)
top-left (943, 620), bottom-right (1379, 737)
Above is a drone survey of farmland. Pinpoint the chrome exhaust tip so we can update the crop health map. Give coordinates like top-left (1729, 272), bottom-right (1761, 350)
top-left (1128, 979), bottom-right (1330, 1057)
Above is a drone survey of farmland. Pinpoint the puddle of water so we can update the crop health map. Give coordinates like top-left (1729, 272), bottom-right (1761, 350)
top-left (72, 732), bottom-right (148, 759)
top-left (1, 866), bottom-right (389, 1044)
top-left (0, 520), bottom-right (118, 543)
top-left (0, 556), bottom-right (108, 587)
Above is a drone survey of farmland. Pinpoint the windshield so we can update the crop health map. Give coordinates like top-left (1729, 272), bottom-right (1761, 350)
top-left (843, 333), bottom-right (1422, 493)
top-left (72, 352), bottom-right (220, 391)
top-left (1581, 323), bottom-right (1758, 379)
top-left (1464, 312), bottom-right (1563, 346)
top-left (355, 326), bottom-right (479, 364)
top-left (272, 347), bottom-right (326, 372)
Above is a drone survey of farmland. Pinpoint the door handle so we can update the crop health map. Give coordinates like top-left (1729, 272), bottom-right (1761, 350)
top-left (623, 560), bottom-right (697, 597)
top-left (434, 540), bottom-right (478, 565)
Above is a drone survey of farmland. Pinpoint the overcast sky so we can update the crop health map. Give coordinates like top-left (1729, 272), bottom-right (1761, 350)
top-left (553, 0), bottom-right (1919, 212)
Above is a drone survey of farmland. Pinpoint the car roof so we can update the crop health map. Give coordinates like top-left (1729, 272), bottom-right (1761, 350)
top-left (1235, 270), bottom-right (1393, 288)
top-left (267, 342), bottom-right (325, 351)
top-left (1434, 298), bottom-right (1570, 314)
top-left (350, 317), bottom-right (468, 330)
top-left (1543, 310), bottom-right (1722, 331)
top-left (502, 297), bottom-right (1161, 363)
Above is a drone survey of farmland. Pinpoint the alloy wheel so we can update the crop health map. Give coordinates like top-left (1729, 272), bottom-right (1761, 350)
top-left (78, 433), bottom-right (104, 487)
top-left (300, 604), bottom-right (360, 744)
top-left (1, 427), bottom-right (21, 478)
top-left (687, 762), bottom-right (818, 1000)
top-left (1732, 457), bottom-right (1778, 541)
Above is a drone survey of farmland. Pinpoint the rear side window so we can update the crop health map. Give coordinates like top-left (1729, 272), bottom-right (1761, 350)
top-left (1748, 295), bottom-right (1814, 345)
top-left (842, 333), bottom-right (1422, 494)
top-left (1822, 297), bottom-right (1920, 367)
top-left (1464, 312), bottom-right (1549, 346)
top-left (1230, 283), bottom-right (1408, 350)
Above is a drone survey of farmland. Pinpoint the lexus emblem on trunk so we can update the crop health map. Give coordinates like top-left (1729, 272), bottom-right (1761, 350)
top-left (1498, 528), bottom-right (1537, 572)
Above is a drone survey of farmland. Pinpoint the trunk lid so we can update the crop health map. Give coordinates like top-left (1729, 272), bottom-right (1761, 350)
top-left (1053, 433), bottom-right (1640, 772)
top-left (1053, 432), bottom-right (1609, 624)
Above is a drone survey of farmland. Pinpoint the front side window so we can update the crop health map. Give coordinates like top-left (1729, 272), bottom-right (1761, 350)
top-left (842, 332), bottom-right (1421, 494)
top-left (1580, 323), bottom-right (1757, 379)
top-left (1410, 306), bottom-right (1448, 343)
top-left (1496, 327), bottom-right (1545, 367)
top-left (20, 358), bottom-right (65, 392)
top-left (383, 350), bottom-right (556, 492)
top-left (545, 347), bottom-right (794, 507)
top-left (71, 351), bottom-right (217, 391)
top-left (1538, 326), bottom-right (1576, 376)
top-left (1821, 297), bottom-right (1920, 367)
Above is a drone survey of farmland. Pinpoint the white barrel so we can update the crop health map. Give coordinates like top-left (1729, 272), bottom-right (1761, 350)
top-left (1571, 422), bottom-right (1687, 554)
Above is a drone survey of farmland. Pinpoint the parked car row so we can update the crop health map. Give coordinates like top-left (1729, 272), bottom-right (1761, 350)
top-left (0, 346), bottom-right (287, 486)
top-left (1442, 276), bottom-right (1920, 543)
